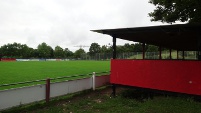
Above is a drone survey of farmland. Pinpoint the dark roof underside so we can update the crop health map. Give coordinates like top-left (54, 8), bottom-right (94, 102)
top-left (92, 24), bottom-right (201, 51)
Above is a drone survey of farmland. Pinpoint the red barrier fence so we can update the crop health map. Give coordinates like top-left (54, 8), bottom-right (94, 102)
top-left (1, 58), bottom-right (16, 62)
top-left (111, 59), bottom-right (201, 96)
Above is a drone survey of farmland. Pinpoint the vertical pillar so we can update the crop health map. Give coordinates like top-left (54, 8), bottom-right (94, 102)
top-left (198, 31), bottom-right (201, 60)
top-left (183, 51), bottom-right (185, 60)
top-left (142, 43), bottom-right (145, 59)
top-left (112, 36), bottom-right (116, 97)
top-left (112, 36), bottom-right (116, 59)
top-left (46, 78), bottom-right (50, 103)
top-left (92, 72), bottom-right (96, 90)
top-left (177, 50), bottom-right (179, 59)
top-left (159, 46), bottom-right (162, 59)
top-left (169, 49), bottom-right (172, 59)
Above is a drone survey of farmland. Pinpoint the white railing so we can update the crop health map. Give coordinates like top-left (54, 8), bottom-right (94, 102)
top-left (0, 74), bottom-right (110, 111)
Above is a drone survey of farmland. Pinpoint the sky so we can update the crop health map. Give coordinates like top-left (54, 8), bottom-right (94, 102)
top-left (0, 0), bottom-right (182, 52)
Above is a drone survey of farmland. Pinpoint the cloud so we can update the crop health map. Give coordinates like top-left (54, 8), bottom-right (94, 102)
top-left (0, 0), bottom-right (176, 52)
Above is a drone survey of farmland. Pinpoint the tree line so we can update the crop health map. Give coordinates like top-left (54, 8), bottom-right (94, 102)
top-left (149, 0), bottom-right (200, 23)
top-left (0, 42), bottom-right (160, 59)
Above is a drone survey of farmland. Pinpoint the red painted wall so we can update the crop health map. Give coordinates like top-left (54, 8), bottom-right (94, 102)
top-left (111, 59), bottom-right (201, 95)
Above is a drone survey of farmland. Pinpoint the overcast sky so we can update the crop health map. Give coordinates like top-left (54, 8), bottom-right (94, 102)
top-left (0, 0), bottom-right (182, 52)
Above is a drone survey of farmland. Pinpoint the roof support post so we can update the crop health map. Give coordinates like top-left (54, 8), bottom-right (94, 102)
top-left (142, 43), bottom-right (145, 59)
top-left (112, 35), bottom-right (116, 97)
top-left (159, 46), bottom-right (162, 59)
top-left (169, 49), bottom-right (172, 59)
top-left (112, 36), bottom-right (116, 59)
top-left (198, 31), bottom-right (201, 60)
top-left (182, 51), bottom-right (185, 60)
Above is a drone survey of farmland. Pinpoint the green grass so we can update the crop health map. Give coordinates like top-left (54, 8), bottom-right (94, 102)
top-left (2, 87), bottom-right (201, 113)
top-left (0, 61), bottom-right (110, 88)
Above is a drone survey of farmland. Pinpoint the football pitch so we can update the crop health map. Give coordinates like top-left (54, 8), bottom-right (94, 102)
top-left (0, 61), bottom-right (110, 85)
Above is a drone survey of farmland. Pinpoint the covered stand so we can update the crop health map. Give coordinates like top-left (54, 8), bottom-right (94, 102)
top-left (92, 24), bottom-right (201, 96)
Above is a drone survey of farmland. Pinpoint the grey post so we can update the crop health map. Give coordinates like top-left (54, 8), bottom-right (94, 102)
top-left (92, 72), bottom-right (96, 90)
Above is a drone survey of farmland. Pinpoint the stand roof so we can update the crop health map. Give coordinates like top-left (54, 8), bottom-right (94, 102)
top-left (92, 24), bottom-right (201, 51)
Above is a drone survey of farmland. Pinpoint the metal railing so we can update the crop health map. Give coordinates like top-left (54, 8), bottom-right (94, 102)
top-left (0, 71), bottom-right (110, 88)
top-left (80, 51), bottom-right (198, 60)
top-left (0, 72), bottom-right (110, 111)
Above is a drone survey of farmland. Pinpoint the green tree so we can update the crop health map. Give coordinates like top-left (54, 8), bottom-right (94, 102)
top-left (0, 42), bottom-right (31, 58)
top-left (74, 48), bottom-right (85, 59)
top-left (11, 42), bottom-right (20, 57)
top-left (37, 42), bottom-right (53, 58)
top-left (54, 46), bottom-right (64, 58)
top-left (116, 45), bottom-right (124, 53)
top-left (27, 48), bottom-right (36, 58)
top-left (21, 43), bottom-right (33, 58)
top-left (147, 45), bottom-right (159, 52)
top-left (149, 0), bottom-right (201, 23)
top-left (101, 44), bottom-right (112, 53)
top-left (100, 45), bottom-right (108, 53)
top-left (89, 43), bottom-right (101, 56)
top-left (0, 47), bottom-right (2, 60)
top-left (31, 49), bottom-right (39, 58)
top-left (64, 48), bottom-right (74, 58)
top-left (122, 43), bottom-right (135, 52)
top-left (133, 43), bottom-right (143, 52)
top-left (2, 43), bottom-right (10, 58)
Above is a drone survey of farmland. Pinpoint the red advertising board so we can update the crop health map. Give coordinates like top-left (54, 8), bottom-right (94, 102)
top-left (1, 58), bottom-right (16, 62)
